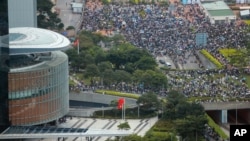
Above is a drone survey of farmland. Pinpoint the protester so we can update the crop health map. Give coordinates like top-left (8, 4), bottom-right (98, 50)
top-left (80, 1), bottom-right (250, 99)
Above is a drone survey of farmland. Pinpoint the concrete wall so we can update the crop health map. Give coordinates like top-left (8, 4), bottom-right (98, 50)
top-left (70, 92), bottom-right (137, 106)
top-left (69, 92), bottom-right (138, 117)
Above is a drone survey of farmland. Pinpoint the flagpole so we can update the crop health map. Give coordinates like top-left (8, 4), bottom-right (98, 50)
top-left (122, 102), bottom-right (124, 120)
top-left (124, 98), bottom-right (126, 121)
top-left (77, 39), bottom-right (79, 55)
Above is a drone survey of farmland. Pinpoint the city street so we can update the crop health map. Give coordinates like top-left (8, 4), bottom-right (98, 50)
top-left (56, 0), bottom-right (83, 30)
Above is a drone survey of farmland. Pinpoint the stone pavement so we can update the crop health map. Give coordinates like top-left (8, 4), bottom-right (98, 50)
top-left (28, 117), bottom-right (158, 141)
top-left (56, 0), bottom-right (83, 30)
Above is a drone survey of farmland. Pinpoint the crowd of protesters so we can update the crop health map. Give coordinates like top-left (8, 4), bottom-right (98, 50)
top-left (81, 1), bottom-right (248, 68)
top-left (168, 69), bottom-right (250, 102)
top-left (79, 1), bottom-right (250, 99)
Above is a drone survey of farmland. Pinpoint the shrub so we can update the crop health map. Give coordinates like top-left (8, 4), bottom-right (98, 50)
top-left (219, 48), bottom-right (242, 58)
top-left (200, 49), bottom-right (223, 69)
top-left (66, 26), bottom-right (75, 30)
top-left (95, 90), bottom-right (140, 99)
top-left (244, 20), bottom-right (250, 25)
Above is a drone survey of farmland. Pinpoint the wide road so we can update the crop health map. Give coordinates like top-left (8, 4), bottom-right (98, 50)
top-left (56, 0), bottom-right (83, 29)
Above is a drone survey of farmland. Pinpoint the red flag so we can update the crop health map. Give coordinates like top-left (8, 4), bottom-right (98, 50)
top-left (117, 98), bottom-right (124, 110)
top-left (73, 39), bottom-right (79, 46)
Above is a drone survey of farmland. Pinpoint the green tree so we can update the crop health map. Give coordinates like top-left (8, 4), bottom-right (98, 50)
top-left (137, 92), bottom-right (160, 111)
top-left (84, 64), bottom-right (100, 80)
top-left (98, 61), bottom-right (113, 73)
top-left (83, 54), bottom-right (95, 66)
top-left (66, 26), bottom-right (75, 30)
top-left (37, 0), bottom-right (64, 30)
top-left (113, 70), bottom-right (131, 84)
top-left (122, 134), bottom-right (142, 140)
top-left (103, 69), bottom-right (115, 86)
top-left (163, 91), bottom-right (208, 140)
top-left (65, 49), bottom-right (85, 70)
top-left (78, 32), bottom-right (95, 50)
top-left (175, 115), bottom-right (207, 141)
top-left (110, 99), bottom-right (119, 117)
top-left (95, 49), bottom-right (107, 64)
top-left (135, 56), bottom-right (157, 70)
top-left (140, 70), bottom-right (167, 90)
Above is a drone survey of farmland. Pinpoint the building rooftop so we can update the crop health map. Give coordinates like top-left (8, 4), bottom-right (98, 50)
top-left (202, 1), bottom-right (229, 10)
top-left (1, 27), bottom-right (70, 55)
top-left (207, 9), bottom-right (234, 16)
top-left (71, 2), bottom-right (83, 8)
top-left (201, 1), bottom-right (235, 17)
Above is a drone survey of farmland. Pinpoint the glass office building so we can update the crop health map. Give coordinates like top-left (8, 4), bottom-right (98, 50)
top-left (0, 0), bottom-right (70, 128)
top-left (8, 51), bottom-right (69, 125)
top-left (5, 26), bottom-right (71, 126)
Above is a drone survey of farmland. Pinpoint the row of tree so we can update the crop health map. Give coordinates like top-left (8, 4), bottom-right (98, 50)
top-left (66, 31), bottom-right (168, 91)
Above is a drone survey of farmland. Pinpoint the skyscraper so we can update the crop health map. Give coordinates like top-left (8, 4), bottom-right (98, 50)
top-left (0, 0), bottom-right (10, 133)
top-left (8, 0), bottom-right (37, 28)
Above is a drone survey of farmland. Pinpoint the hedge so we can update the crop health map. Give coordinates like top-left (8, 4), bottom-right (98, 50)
top-left (219, 48), bottom-right (242, 58)
top-left (200, 49), bottom-right (224, 69)
top-left (244, 20), bottom-right (250, 25)
top-left (206, 114), bottom-right (229, 139)
top-left (95, 90), bottom-right (140, 99)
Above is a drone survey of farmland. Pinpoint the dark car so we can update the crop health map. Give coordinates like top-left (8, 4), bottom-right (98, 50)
top-left (159, 59), bottom-right (165, 64)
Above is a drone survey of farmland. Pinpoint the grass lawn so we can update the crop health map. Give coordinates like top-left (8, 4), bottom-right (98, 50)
top-left (95, 90), bottom-right (140, 99)
top-left (219, 48), bottom-right (242, 58)
top-left (218, 48), bottom-right (247, 67)
top-left (244, 20), bottom-right (250, 25)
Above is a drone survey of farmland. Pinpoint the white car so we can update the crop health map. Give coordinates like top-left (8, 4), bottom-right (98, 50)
top-left (165, 62), bottom-right (171, 67)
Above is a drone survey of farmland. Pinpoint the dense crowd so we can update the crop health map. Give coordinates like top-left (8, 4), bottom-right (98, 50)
top-left (79, 1), bottom-right (250, 99)
top-left (168, 69), bottom-right (250, 101)
top-left (82, 2), bottom-right (248, 68)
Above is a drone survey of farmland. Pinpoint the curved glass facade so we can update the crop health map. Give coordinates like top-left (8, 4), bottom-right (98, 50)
top-left (8, 51), bottom-right (69, 125)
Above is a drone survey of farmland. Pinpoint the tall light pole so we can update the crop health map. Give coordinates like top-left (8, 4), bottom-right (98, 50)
top-left (236, 102), bottom-right (238, 125)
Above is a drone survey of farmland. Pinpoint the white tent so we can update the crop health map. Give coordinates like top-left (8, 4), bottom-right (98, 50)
top-left (240, 10), bottom-right (250, 16)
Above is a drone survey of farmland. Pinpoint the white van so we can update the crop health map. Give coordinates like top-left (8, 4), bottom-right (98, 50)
top-left (165, 62), bottom-right (171, 67)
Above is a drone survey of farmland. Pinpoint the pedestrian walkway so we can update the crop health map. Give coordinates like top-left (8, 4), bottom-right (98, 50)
top-left (28, 117), bottom-right (158, 141)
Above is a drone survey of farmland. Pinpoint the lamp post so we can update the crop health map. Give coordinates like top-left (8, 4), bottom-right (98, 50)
top-left (236, 102), bottom-right (238, 125)
top-left (138, 104), bottom-right (140, 118)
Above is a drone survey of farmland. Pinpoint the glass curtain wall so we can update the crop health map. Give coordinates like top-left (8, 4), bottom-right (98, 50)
top-left (0, 0), bottom-right (10, 132)
top-left (8, 52), bottom-right (69, 125)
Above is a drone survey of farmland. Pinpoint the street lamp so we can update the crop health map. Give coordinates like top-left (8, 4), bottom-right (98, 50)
top-left (236, 101), bottom-right (238, 125)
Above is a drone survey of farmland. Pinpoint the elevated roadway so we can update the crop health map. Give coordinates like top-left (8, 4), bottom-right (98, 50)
top-left (70, 92), bottom-right (249, 111)
top-left (201, 102), bottom-right (250, 111)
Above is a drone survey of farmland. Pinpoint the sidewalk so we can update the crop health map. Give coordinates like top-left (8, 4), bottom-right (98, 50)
top-left (27, 116), bottom-right (159, 141)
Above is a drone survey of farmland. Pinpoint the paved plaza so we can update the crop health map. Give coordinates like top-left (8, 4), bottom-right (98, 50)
top-left (28, 117), bottom-right (158, 141)
top-left (56, 0), bottom-right (83, 30)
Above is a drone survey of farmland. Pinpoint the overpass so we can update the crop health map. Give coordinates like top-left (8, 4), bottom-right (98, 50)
top-left (201, 102), bottom-right (250, 125)
top-left (201, 102), bottom-right (250, 110)
top-left (69, 92), bottom-right (250, 124)
top-left (70, 91), bottom-right (250, 111)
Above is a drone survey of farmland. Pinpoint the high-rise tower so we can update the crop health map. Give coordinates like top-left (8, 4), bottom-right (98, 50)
top-left (8, 0), bottom-right (37, 28)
